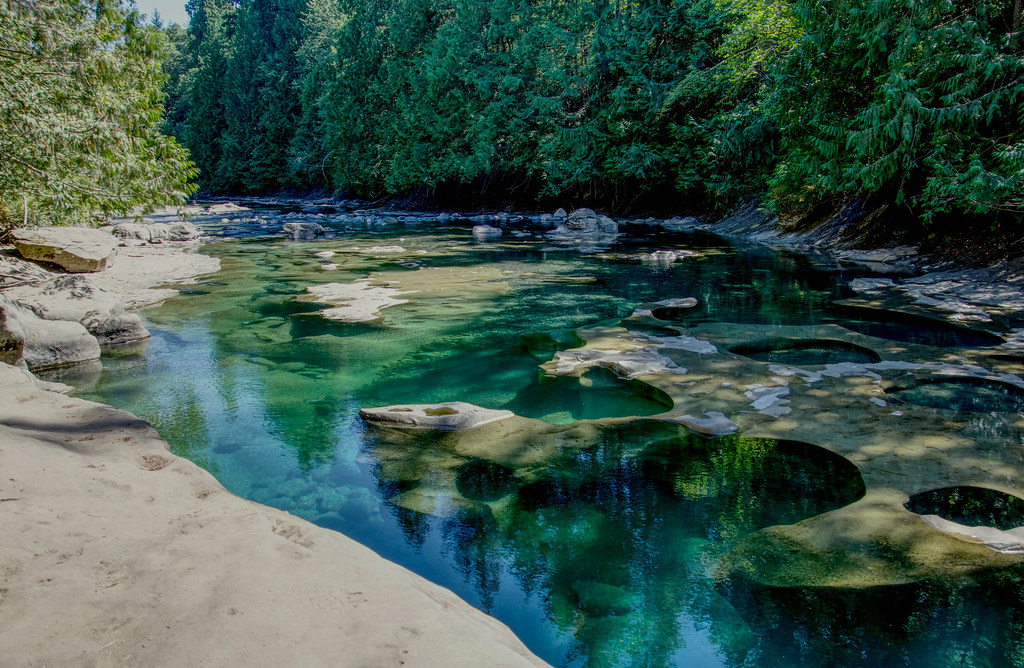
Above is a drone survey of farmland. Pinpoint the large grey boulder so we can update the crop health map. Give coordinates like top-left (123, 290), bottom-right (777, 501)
top-left (472, 225), bottom-right (503, 241)
top-left (0, 294), bottom-right (100, 370)
top-left (547, 208), bottom-right (619, 244)
top-left (283, 222), bottom-right (326, 240)
top-left (85, 313), bottom-right (149, 346)
top-left (110, 221), bottom-right (200, 243)
top-left (12, 226), bottom-right (118, 273)
top-left (359, 402), bottom-right (515, 430)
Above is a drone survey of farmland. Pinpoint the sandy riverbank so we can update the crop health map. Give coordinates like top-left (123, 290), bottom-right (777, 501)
top-left (0, 363), bottom-right (545, 666)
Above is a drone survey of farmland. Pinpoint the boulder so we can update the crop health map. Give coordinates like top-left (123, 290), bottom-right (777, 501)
top-left (0, 294), bottom-right (100, 369)
top-left (660, 216), bottom-right (700, 232)
top-left (359, 402), bottom-right (515, 430)
top-left (83, 313), bottom-right (150, 346)
top-left (5, 274), bottom-right (124, 323)
top-left (547, 209), bottom-right (619, 243)
top-left (472, 225), bottom-right (503, 241)
top-left (12, 226), bottom-right (118, 273)
top-left (110, 221), bottom-right (200, 243)
top-left (282, 222), bottom-right (326, 240)
top-left (2, 273), bottom-right (147, 344)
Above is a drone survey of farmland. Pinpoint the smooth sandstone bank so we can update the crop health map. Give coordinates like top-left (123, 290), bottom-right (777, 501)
top-left (0, 362), bottom-right (546, 667)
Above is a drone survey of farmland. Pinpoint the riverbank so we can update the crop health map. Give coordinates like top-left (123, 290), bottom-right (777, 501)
top-left (0, 362), bottom-right (545, 666)
top-left (0, 210), bottom-right (546, 666)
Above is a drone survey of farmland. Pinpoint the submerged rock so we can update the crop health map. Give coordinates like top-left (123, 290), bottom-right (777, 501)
top-left (360, 402), bottom-right (515, 430)
top-left (640, 249), bottom-right (698, 266)
top-left (299, 280), bottom-right (410, 322)
top-left (920, 515), bottom-right (1024, 554)
top-left (571, 580), bottom-right (636, 617)
top-left (12, 226), bottom-right (118, 273)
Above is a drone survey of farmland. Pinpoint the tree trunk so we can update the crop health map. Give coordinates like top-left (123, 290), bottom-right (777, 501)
top-left (1015, 0), bottom-right (1022, 33)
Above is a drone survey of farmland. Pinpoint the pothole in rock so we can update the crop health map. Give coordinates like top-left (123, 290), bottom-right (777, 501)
top-left (651, 306), bottom-right (702, 322)
top-left (905, 486), bottom-right (1024, 531)
top-left (514, 425), bottom-right (866, 532)
top-left (504, 366), bottom-right (674, 424)
top-left (833, 306), bottom-right (1005, 348)
top-left (885, 377), bottom-right (1024, 413)
top-left (729, 338), bottom-right (882, 366)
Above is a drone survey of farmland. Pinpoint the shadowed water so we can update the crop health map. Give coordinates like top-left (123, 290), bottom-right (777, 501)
top-left (62, 213), bottom-right (1024, 667)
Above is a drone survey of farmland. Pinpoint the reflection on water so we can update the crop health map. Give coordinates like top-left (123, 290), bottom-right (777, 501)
top-left (66, 214), bottom-right (1024, 666)
top-left (832, 306), bottom-right (1006, 348)
top-left (887, 377), bottom-right (1024, 413)
top-left (366, 421), bottom-right (866, 666)
top-left (729, 338), bottom-right (882, 366)
top-left (906, 486), bottom-right (1024, 530)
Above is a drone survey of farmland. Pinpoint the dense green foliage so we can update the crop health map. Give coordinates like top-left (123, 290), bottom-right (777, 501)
top-left (0, 0), bottom-right (195, 228)
top-left (166, 0), bottom-right (1023, 218)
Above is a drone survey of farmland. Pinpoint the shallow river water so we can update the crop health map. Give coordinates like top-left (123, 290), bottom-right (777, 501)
top-left (57, 210), bottom-right (1024, 667)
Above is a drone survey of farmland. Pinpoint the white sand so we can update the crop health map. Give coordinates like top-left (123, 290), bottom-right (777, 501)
top-left (0, 362), bottom-right (546, 666)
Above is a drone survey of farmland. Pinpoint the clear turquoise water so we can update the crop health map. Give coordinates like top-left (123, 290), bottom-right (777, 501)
top-left (64, 217), bottom-right (1024, 667)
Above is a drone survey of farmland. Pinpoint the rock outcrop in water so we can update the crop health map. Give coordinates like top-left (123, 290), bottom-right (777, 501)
top-left (299, 280), bottom-right (410, 322)
top-left (472, 224), bottom-right (503, 241)
top-left (360, 402), bottom-right (516, 430)
top-left (546, 208), bottom-right (619, 248)
top-left (283, 221), bottom-right (326, 240)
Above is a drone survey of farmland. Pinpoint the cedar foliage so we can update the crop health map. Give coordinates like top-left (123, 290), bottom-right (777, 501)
top-left (0, 0), bottom-right (195, 228)
top-left (165, 0), bottom-right (1023, 222)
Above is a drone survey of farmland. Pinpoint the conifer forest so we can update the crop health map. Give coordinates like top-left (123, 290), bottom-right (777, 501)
top-left (2, 0), bottom-right (1024, 226)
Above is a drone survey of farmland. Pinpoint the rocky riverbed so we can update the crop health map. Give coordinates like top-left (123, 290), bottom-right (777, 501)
top-left (5, 198), bottom-right (1024, 664)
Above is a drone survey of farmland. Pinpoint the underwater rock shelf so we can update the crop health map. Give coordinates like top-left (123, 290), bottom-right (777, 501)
top-left (519, 312), bottom-right (1024, 588)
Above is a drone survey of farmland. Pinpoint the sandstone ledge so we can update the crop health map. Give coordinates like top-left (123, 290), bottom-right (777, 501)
top-left (0, 362), bottom-right (545, 667)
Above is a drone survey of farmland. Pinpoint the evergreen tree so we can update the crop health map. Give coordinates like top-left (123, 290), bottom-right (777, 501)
top-left (0, 0), bottom-right (195, 228)
top-left (767, 0), bottom-right (1024, 217)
